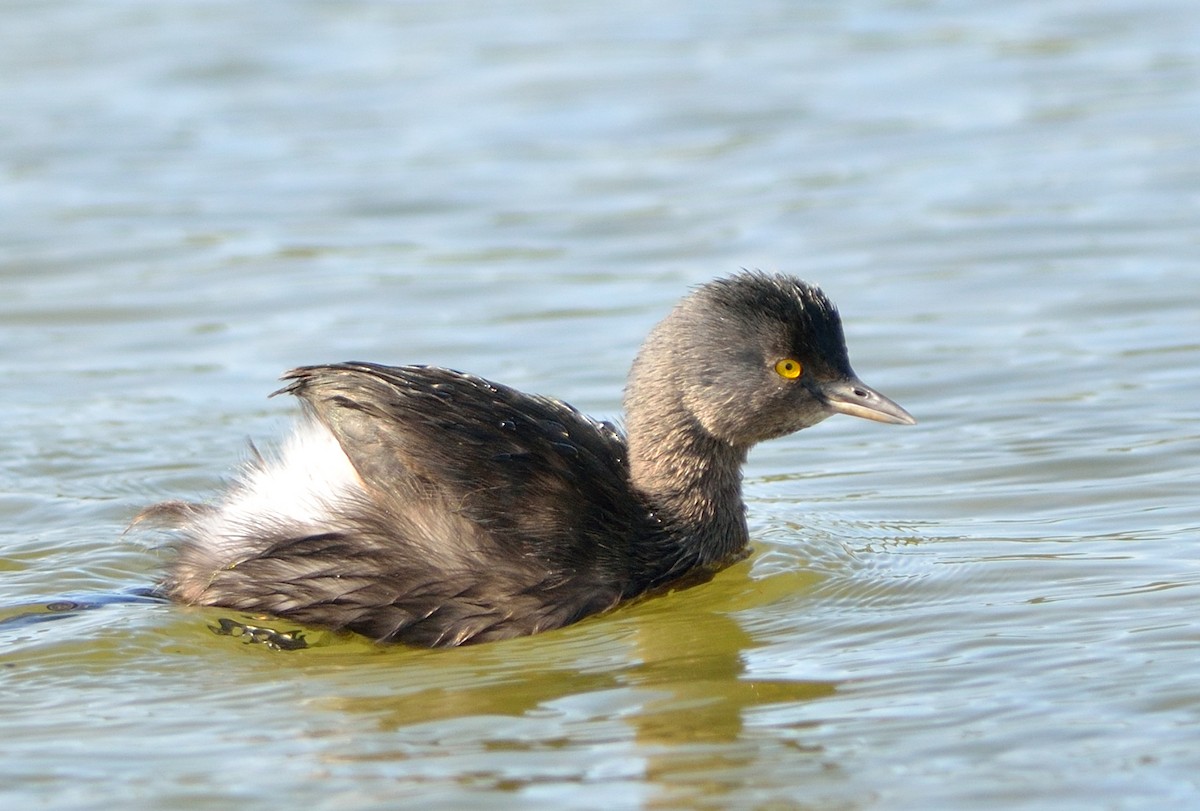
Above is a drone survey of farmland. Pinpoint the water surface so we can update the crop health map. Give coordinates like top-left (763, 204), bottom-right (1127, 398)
top-left (2, 1), bottom-right (1198, 809)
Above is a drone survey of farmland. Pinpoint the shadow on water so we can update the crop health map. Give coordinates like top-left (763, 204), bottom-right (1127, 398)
top-left (334, 608), bottom-right (837, 737)
top-left (0, 588), bottom-right (164, 631)
top-left (303, 566), bottom-right (843, 805)
top-left (310, 560), bottom-right (842, 739)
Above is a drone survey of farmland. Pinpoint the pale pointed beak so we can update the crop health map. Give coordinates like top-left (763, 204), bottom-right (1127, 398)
top-left (820, 377), bottom-right (916, 425)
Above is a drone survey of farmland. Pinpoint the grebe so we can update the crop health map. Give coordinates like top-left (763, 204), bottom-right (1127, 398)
top-left (149, 272), bottom-right (914, 647)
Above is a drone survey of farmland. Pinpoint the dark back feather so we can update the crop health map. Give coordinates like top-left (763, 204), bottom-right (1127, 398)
top-left (212, 362), bottom-right (664, 643)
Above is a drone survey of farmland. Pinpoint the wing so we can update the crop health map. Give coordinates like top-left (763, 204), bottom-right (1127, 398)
top-left (269, 362), bottom-right (651, 632)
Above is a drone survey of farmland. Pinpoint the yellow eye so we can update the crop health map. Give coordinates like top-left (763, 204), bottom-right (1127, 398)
top-left (774, 358), bottom-right (803, 379)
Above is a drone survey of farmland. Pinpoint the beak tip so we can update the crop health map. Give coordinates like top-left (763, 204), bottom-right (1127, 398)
top-left (862, 408), bottom-right (918, 426)
top-left (823, 378), bottom-right (916, 426)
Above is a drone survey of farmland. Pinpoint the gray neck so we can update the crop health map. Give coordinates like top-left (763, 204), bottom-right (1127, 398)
top-left (625, 388), bottom-right (751, 568)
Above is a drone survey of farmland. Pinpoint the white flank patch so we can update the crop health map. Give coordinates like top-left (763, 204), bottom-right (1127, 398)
top-left (197, 418), bottom-right (367, 554)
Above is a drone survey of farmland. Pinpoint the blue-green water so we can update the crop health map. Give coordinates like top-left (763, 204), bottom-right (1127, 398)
top-left (2, 2), bottom-right (1198, 808)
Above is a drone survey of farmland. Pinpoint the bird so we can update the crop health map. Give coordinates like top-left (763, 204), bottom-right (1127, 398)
top-left (144, 271), bottom-right (914, 647)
